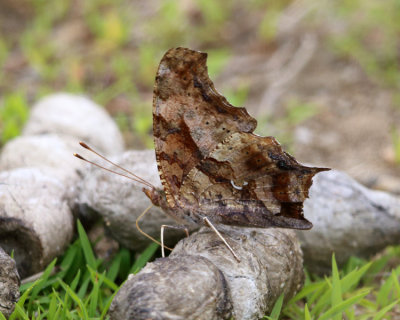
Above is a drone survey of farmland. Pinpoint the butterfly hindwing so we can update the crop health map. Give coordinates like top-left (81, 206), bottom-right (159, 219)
top-left (180, 132), bottom-right (328, 229)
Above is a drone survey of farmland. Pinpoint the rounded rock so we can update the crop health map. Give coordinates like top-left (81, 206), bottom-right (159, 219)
top-left (0, 134), bottom-right (82, 184)
top-left (0, 247), bottom-right (20, 318)
top-left (172, 227), bottom-right (304, 320)
top-left (0, 167), bottom-right (74, 278)
top-left (109, 255), bottom-right (233, 320)
top-left (297, 170), bottom-right (400, 274)
top-left (23, 93), bottom-right (124, 156)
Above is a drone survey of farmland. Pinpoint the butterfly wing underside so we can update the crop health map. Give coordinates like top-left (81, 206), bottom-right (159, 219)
top-left (180, 132), bottom-right (329, 229)
top-left (153, 47), bottom-right (257, 209)
top-left (153, 47), bottom-right (329, 229)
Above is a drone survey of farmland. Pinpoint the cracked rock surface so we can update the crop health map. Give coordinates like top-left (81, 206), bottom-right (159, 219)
top-left (0, 247), bottom-right (20, 318)
top-left (109, 228), bottom-right (303, 320)
top-left (0, 167), bottom-right (74, 278)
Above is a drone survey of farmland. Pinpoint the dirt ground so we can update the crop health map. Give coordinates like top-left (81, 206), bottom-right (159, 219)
top-left (214, 12), bottom-right (400, 196)
top-left (289, 49), bottom-right (400, 192)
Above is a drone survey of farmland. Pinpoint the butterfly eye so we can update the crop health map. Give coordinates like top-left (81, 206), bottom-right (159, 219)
top-left (206, 121), bottom-right (209, 125)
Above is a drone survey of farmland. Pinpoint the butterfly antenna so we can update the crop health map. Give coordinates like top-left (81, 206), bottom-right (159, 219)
top-left (136, 204), bottom-right (172, 251)
top-left (73, 153), bottom-right (153, 187)
top-left (76, 142), bottom-right (155, 189)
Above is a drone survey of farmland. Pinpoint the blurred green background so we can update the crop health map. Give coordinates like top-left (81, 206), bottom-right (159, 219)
top-left (0, 0), bottom-right (400, 177)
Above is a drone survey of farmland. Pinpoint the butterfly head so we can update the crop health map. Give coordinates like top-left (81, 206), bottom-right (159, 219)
top-left (143, 187), bottom-right (168, 209)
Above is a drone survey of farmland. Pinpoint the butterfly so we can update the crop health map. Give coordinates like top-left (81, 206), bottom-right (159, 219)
top-left (144, 47), bottom-right (329, 259)
top-left (76, 47), bottom-right (329, 261)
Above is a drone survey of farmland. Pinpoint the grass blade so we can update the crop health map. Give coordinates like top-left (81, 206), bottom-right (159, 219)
top-left (12, 304), bottom-right (29, 320)
top-left (130, 242), bottom-right (158, 274)
top-left (27, 259), bottom-right (57, 313)
top-left (311, 259), bottom-right (371, 317)
top-left (9, 279), bottom-right (42, 320)
top-left (341, 262), bottom-right (372, 293)
top-left (100, 285), bottom-right (121, 320)
top-left (77, 271), bottom-right (91, 299)
top-left (70, 269), bottom-right (81, 292)
top-left (304, 304), bottom-right (311, 320)
top-left (58, 240), bottom-right (80, 280)
top-left (77, 220), bottom-right (97, 269)
top-left (373, 299), bottom-right (400, 320)
top-left (89, 264), bottom-right (118, 290)
top-left (106, 253), bottom-right (121, 282)
top-left (53, 305), bottom-right (62, 320)
top-left (391, 270), bottom-right (400, 298)
top-left (58, 279), bottom-right (89, 320)
top-left (47, 291), bottom-right (58, 318)
top-left (288, 280), bottom-right (326, 304)
top-left (331, 254), bottom-right (343, 320)
top-left (345, 307), bottom-right (356, 320)
top-left (119, 248), bottom-right (131, 279)
top-left (319, 289), bottom-right (370, 320)
top-left (87, 269), bottom-right (102, 317)
top-left (376, 273), bottom-right (393, 308)
top-left (266, 293), bottom-right (284, 320)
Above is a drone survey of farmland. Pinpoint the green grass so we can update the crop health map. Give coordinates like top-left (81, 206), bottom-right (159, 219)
top-left (0, 93), bottom-right (30, 145)
top-left (2, 221), bottom-right (400, 319)
top-left (0, 0), bottom-right (256, 149)
top-left (2, 221), bottom-right (158, 320)
top-left (278, 249), bottom-right (400, 319)
top-left (328, 0), bottom-right (400, 89)
top-left (391, 128), bottom-right (400, 165)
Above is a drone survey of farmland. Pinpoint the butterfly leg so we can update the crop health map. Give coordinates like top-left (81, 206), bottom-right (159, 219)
top-left (203, 217), bottom-right (241, 262)
top-left (136, 204), bottom-right (173, 253)
top-left (160, 225), bottom-right (189, 257)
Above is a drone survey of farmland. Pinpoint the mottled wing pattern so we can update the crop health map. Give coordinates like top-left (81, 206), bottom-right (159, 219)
top-left (180, 132), bottom-right (329, 229)
top-left (153, 47), bottom-right (257, 208)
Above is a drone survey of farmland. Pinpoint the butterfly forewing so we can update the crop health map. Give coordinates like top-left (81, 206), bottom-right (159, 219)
top-left (153, 47), bottom-right (257, 207)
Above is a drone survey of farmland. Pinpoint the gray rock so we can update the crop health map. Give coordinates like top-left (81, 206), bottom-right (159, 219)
top-left (297, 170), bottom-right (400, 274)
top-left (0, 133), bottom-right (86, 218)
top-left (23, 93), bottom-right (124, 156)
top-left (109, 255), bottom-right (233, 320)
top-left (0, 168), bottom-right (74, 278)
top-left (173, 228), bottom-right (303, 320)
top-left (109, 227), bottom-right (303, 320)
top-left (0, 134), bottom-right (82, 184)
top-left (0, 247), bottom-right (20, 318)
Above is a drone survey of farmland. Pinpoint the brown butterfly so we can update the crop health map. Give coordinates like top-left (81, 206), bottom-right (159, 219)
top-left (77, 47), bottom-right (329, 261)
